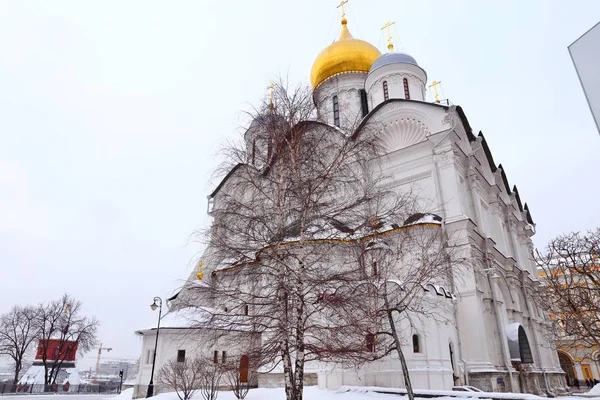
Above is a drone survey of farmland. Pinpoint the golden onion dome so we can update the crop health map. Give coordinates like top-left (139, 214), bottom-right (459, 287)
top-left (310, 18), bottom-right (381, 89)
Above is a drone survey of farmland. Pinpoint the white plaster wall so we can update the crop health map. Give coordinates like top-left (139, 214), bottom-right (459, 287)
top-left (366, 63), bottom-right (427, 108)
top-left (136, 328), bottom-right (259, 394)
top-left (135, 84), bottom-right (564, 393)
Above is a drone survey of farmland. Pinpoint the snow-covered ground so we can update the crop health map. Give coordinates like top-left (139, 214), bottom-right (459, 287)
top-left (587, 385), bottom-right (600, 397)
top-left (108, 387), bottom-right (600, 400)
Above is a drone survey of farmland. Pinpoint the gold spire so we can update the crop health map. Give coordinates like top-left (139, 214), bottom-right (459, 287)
top-left (267, 82), bottom-right (276, 110)
top-left (381, 21), bottom-right (396, 52)
top-left (429, 80), bottom-right (442, 104)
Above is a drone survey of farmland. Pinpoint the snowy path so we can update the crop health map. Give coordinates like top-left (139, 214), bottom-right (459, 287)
top-left (3, 396), bottom-right (111, 400)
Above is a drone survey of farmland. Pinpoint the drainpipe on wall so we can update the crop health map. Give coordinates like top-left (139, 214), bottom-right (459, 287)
top-left (520, 270), bottom-right (553, 395)
top-left (484, 241), bottom-right (516, 392)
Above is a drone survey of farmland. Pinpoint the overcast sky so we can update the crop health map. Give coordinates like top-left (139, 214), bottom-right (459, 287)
top-left (1, 0), bottom-right (599, 369)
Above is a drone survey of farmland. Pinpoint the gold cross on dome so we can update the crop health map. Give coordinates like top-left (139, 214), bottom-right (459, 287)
top-left (429, 80), bottom-right (442, 104)
top-left (337, 0), bottom-right (349, 19)
top-left (381, 21), bottom-right (396, 51)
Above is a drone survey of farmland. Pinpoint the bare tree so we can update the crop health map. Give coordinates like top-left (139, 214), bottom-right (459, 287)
top-left (36, 294), bottom-right (98, 388)
top-left (198, 358), bottom-right (223, 400)
top-left (0, 305), bottom-right (40, 388)
top-left (158, 358), bottom-right (201, 400)
top-left (222, 354), bottom-right (257, 399)
top-left (340, 220), bottom-right (467, 400)
top-left (536, 228), bottom-right (600, 356)
top-left (186, 80), bottom-right (422, 400)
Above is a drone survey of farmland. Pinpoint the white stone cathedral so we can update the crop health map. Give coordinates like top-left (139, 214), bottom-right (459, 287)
top-left (134, 13), bottom-right (567, 397)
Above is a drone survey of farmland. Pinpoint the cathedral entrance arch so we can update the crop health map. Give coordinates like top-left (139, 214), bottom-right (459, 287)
top-left (240, 355), bottom-right (249, 383)
top-left (506, 323), bottom-right (533, 364)
top-left (558, 351), bottom-right (576, 386)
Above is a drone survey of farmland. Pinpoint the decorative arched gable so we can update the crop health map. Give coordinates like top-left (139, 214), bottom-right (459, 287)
top-left (380, 118), bottom-right (430, 151)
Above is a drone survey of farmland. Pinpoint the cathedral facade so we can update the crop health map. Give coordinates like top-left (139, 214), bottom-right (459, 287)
top-left (134, 14), bottom-right (567, 397)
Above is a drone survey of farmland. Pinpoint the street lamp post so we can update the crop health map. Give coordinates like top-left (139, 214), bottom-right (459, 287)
top-left (146, 297), bottom-right (163, 398)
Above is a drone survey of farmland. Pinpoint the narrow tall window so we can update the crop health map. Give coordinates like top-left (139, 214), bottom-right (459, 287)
top-left (146, 350), bottom-right (154, 364)
top-left (449, 343), bottom-right (455, 375)
top-left (383, 81), bottom-right (389, 100)
top-left (333, 95), bottom-right (340, 127)
top-left (213, 350), bottom-right (219, 364)
top-left (359, 89), bottom-right (369, 117)
top-left (177, 349), bottom-right (186, 363)
top-left (244, 304), bottom-right (249, 316)
top-left (412, 334), bottom-right (421, 353)
top-left (366, 333), bottom-right (375, 352)
top-left (403, 78), bottom-right (410, 99)
top-left (222, 351), bottom-right (227, 364)
top-left (240, 355), bottom-right (249, 383)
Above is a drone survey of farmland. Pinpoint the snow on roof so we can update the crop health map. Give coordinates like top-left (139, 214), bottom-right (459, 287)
top-left (138, 306), bottom-right (254, 333)
top-left (19, 365), bottom-right (81, 385)
top-left (403, 213), bottom-right (443, 226)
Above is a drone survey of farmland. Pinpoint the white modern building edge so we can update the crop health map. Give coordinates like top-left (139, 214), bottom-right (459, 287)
top-left (569, 20), bottom-right (600, 135)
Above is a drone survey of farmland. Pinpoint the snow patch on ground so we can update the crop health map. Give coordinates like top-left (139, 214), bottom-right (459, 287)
top-left (110, 386), bottom-right (599, 400)
top-left (341, 386), bottom-right (544, 400)
top-left (587, 385), bottom-right (600, 396)
top-left (111, 387), bottom-right (393, 400)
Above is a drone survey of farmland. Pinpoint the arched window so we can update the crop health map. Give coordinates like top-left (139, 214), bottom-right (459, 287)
top-left (412, 334), bottom-right (421, 353)
top-left (383, 81), bottom-right (389, 100)
top-left (333, 95), bottom-right (340, 127)
top-left (403, 78), bottom-right (410, 99)
top-left (371, 260), bottom-right (378, 277)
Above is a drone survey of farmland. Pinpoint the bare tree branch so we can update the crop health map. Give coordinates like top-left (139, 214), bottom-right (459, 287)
top-left (36, 294), bottom-right (98, 388)
top-left (535, 228), bottom-right (600, 357)
top-left (158, 358), bottom-right (202, 400)
top-left (0, 305), bottom-right (40, 388)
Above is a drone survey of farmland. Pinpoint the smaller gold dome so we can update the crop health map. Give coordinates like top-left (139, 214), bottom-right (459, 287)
top-left (310, 19), bottom-right (381, 89)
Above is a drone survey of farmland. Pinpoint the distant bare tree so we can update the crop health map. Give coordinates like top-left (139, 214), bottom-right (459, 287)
top-left (0, 305), bottom-right (40, 388)
top-left (36, 294), bottom-right (98, 388)
top-left (158, 359), bottom-right (201, 400)
top-left (536, 228), bottom-right (600, 354)
top-left (197, 358), bottom-right (223, 400)
top-left (186, 80), bottom-right (425, 400)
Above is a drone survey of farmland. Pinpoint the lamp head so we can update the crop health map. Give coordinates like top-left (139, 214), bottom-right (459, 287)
top-left (150, 302), bottom-right (158, 311)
